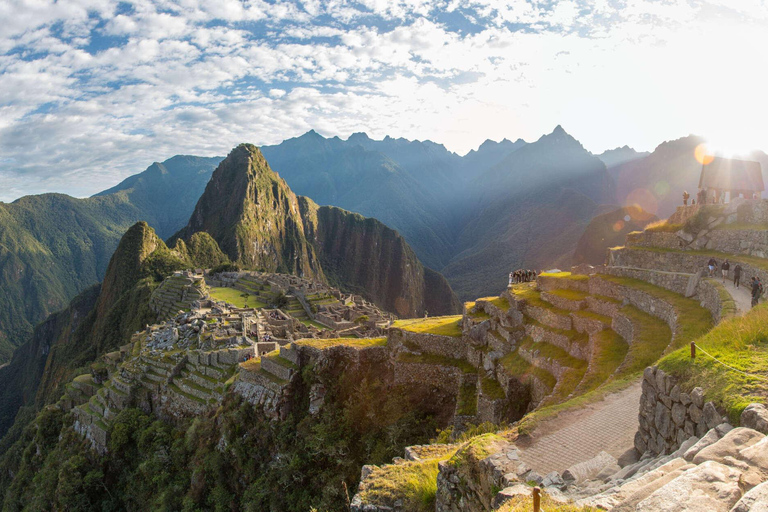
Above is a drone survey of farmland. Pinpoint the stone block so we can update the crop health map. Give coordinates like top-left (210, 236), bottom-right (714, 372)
top-left (692, 427), bottom-right (764, 465)
top-left (671, 402), bottom-right (687, 426)
top-left (730, 480), bottom-right (768, 512)
top-left (691, 387), bottom-right (704, 408)
top-left (704, 402), bottom-right (722, 429)
top-left (689, 403), bottom-right (703, 424)
top-left (741, 403), bottom-right (768, 434)
top-left (655, 402), bottom-right (672, 439)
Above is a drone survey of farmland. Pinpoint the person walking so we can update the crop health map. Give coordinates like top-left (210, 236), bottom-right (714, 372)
top-left (752, 277), bottom-right (761, 308)
top-left (707, 258), bottom-right (717, 278)
top-left (734, 264), bottom-right (742, 288)
top-left (721, 259), bottom-right (730, 282)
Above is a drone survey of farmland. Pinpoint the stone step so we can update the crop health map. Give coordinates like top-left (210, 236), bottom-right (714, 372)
top-left (144, 369), bottom-right (166, 383)
top-left (182, 369), bottom-right (222, 391)
top-left (525, 322), bottom-right (590, 361)
top-left (175, 377), bottom-right (218, 401)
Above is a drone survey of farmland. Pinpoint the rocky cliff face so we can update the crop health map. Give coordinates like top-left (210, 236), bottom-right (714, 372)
top-left (173, 144), bottom-right (323, 279)
top-left (301, 201), bottom-right (461, 317)
top-left (175, 144), bottom-right (460, 317)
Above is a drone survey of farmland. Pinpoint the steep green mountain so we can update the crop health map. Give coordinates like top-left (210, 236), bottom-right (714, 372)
top-left (172, 144), bottom-right (323, 279)
top-left (0, 222), bottom-right (187, 440)
top-left (0, 157), bottom-right (220, 364)
top-left (94, 155), bottom-right (222, 239)
top-left (174, 144), bottom-right (460, 317)
top-left (572, 205), bottom-right (657, 265)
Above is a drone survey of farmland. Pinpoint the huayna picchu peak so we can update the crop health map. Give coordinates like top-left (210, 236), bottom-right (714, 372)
top-left (172, 143), bottom-right (460, 319)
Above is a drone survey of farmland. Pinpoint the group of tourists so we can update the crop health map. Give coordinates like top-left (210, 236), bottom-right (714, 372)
top-left (509, 269), bottom-right (537, 285)
top-left (706, 257), bottom-right (763, 307)
top-left (262, 333), bottom-right (272, 342)
top-left (683, 189), bottom-right (760, 206)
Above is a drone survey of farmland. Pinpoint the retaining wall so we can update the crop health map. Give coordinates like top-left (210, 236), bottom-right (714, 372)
top-left (635, 366), bottom-right (728, 456)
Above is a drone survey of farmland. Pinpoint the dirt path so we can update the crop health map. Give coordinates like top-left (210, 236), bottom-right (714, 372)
top-left (718, 275), bottom-right (753, 314)
top-left (516, 381), bottom-right (642, 475)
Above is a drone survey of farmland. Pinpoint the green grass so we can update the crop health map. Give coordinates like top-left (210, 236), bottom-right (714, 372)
top-left (706, 278), bottom-right (737, 319)
top-left (519, 337), bottom-right (587, 403)
top-left (524, 319), bottom-right (589, 349)
top-left (457, 381), bottom-right (478, 415)
top-left (644, 220), bottom-right (684, 233)
top-left (469, 310), bottom-right (491, 320)
top-left (168, 383), bottom-right (207, 404)
top-left (574, 330), bottom-right (628, 394)
top-left (658, 304), bottom-right (768, 423)
top-left (539, 271), bottom-right (589, 282)
top-left (356, 449), bottom-right (457, 512)
top-left (208, 286), bottom-right (266, 308)
top-left (617, 305), bottom-right (673, 373)
top-left (294, 337), bottom-right (387, 349)
top-left (547, 288), bottom-right (589, 301)
top-left (626, 245), bottom-right (768, 273)
top-left (476, 296), bottom-right (510, 310)
top-left (397, 352), bottom-right (477, 374)
top-left (301, 318), bottom-right (330, 329)
top-left (598, 274), bottom-right (713, 351)
top-left (499, 351), bottom-right (557, 391)
top-left (496, 491), bottom-right (598, 511)
top-left (392, 315), bottom-right (463, 337)
top-left (512, 286), bottom-right (572, 317)
top-left (481, 377), bottom-right (506, 400)
top-left (263, 353), bottom-right (298, 370)
top-left (571, 309), bottom-right (612, 324)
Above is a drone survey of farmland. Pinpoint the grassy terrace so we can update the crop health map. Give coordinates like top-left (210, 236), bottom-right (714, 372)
top-left (515, 276), bottom-right (713, 434)
top-left (391, 315), bottom-right (463, 337)
top-left (294, 337), bottom-right (387, 349)
top-left (706, 278), bottom-right (737, 318)
top-left (547, 288), bottom-right (589, 301)
top-left (625, 244), bottom-right (768, 273)
top-left (599, 274), bottom-right (713, 351)
top-left (208, 286), bottom-right (267, 308)
top-left (575, 330), bottom-right (628, 394)
top-left (476, 296), bottom-right (510, 310)
top-left (356, 447), bottom-right (458, 512)
top-left (397, 352), bottom-right (477, 374)
top-left (457, 381), bottom-right (478, 415)
top-left (499, 351), bottom-right (557, 392)
top-left (539, 271), bottom-right (588, 281)
top-left (659, 304), bottom-right (768, 423)
top-left (525, 318), bottom-right (589, 349)
top-left (519, 337), bottom-right (587, 403)
top-left (511, 286), bottom-right (572, 318)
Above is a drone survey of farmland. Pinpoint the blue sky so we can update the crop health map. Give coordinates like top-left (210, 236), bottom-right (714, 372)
top-left (1, 0), bottom-right (767, 201)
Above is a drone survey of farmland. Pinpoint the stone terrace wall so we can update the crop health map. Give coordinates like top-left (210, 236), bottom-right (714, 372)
top-left (588, 276), bottom-right (679, 331)
top-left (388, 329), bottom-right (467, 360)
top-left (393, 361), bottom-right (463, 394)
top-left (626, 231), bottom-right (684, 251)
top-left (599, 266), bottom-right (727, 322)
top-left (636, 366), bottom-right (729, 456)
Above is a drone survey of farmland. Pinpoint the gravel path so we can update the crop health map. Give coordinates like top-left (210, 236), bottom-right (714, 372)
top-left (718, 275), bottom-right (753, 314)
top-left (517, 381), bottom-right (642, 475)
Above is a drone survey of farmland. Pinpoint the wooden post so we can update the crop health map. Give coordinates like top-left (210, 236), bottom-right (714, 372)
top-left (533, 487), bottom-right (541, 512)
top-left (691, 341), bottom-right (696, 360)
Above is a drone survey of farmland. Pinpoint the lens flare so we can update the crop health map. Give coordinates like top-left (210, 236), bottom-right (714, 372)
top-left (625, 188), bottom-right (658, 216)
top-left (694, 143), bottom-right (716, 165)
top-left (613, 220), bottom-right (625, 232)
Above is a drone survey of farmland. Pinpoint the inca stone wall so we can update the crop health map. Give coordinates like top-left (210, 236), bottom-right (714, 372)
top-left (388, 329), bottom-right (467, 360)
top-left (636, 366), bottom-right (729, 456)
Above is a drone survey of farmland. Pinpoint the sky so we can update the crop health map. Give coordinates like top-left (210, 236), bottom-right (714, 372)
top-left (1, 0), bottom-right (768, 201)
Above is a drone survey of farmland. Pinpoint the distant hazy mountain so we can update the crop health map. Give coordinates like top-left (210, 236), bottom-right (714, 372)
top-left (0, 156), bottom-right (220, 364)
top-left (609, 136), bottom-right (768, 219)
top-left (597, 146), bottom-right (650, 168)
top-left (442, 126), bottom-right (616, 298)
top-left (573, 206), bottom-right (658, 265)
top-left (95, 155), bottom-right (222, 238)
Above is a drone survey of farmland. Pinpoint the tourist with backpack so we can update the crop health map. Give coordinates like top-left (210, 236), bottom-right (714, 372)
top-left (707, 258), bottom-right (717, 278)
top-left (721, 259), bottom-right (730, 282)
top-left (734, 264), bottom-right (742, 288)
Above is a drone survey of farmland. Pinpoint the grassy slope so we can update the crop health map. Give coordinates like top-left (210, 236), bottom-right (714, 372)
top-left (659, 304), bottom-right (768, 423)
top-left (208, 287), bottom-right (267, 309)
top-left (392, 316), bottom-right (463, 337)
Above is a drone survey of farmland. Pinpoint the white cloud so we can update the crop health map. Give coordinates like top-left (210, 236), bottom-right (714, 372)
top-left (1, 0), bottom-right (768, 201)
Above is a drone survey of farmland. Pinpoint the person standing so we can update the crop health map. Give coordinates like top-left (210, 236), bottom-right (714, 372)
top-left (509, 272), bottom-right (514, 287)
top-left (752, 277), bottom-right (761, 308)
top-left (734, 264), bottom-right (742, 288)
top-left (721, 259), bottom-right (730, 282)
top-left (707, 258), bottom-right (717, 278)
top-left (683, 190), bottom-right (690, 206)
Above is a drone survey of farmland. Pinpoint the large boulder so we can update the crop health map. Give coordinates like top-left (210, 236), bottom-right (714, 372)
top-left (741, 403), bottom-right (768, 434)
top-left (692, 427), bottom-right (764, 465)
top-left (730, 480), bottom-right (768, 512)
top-left (635, 460), bottom-right (743, 511)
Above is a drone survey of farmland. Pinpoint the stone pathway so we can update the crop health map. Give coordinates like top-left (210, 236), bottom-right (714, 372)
top-left (517, 381), bottom-right (642, 475)
top-left (718, 277), bottom-right (753, 314)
